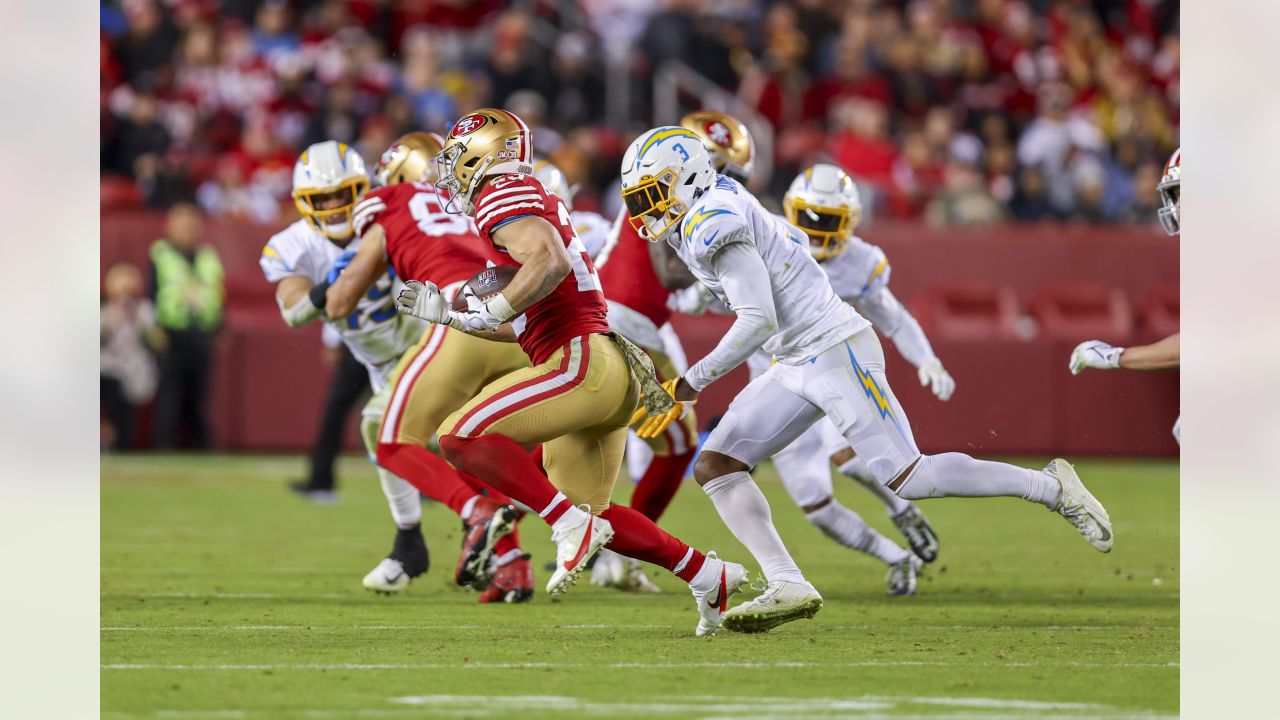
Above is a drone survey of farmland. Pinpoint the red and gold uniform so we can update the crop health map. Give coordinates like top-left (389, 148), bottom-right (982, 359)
top-left (440, 173), bottom-right (638, 511)
top-left (353, 182), bottom-right (531, 448)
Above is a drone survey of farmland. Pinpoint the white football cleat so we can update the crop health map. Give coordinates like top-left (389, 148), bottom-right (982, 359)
top-left (691, 554), bottom-right (749, 637)
top-left (886, 555), bottom-right (922, 596)
top-left (591, 550), bottom-right (663, 594)
top-left (362, 558), bottom-right (410, 595)
top-left (589, 549), bottom-right (627, 589)
top-left (546, 508), bottom-right (614, 597)
top-left (1046, 458), bottom-right (1113, 553)
top-left (721, 580), bottom-right (823, 634)
top-left (621, 558), bottom-right (663, 594)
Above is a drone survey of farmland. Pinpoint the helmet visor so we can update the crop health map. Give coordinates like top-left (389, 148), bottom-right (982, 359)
top-left (622, 170), bottom-right (683, 241)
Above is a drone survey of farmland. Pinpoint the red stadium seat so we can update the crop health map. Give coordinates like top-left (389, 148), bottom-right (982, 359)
top-left (1027, 283), bottom-right (1134, 343)
top-left (100, 175), bottom-right (143, 211)
top-left (910, 284), bottom-right (1023, 341)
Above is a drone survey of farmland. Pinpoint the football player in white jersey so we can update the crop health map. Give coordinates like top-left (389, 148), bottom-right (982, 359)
top-left (259, 140), bottom-right (431, 594)
top-left (1069, 147), bottom-right (1181, 443)
top-left (622, 126), bottom-right (1113, 633)
top-left (735, 162), bottom-right (956, 595)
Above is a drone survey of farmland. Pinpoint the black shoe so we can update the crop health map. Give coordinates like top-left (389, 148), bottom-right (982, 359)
top-left (288, 480), bottom-right (339, 504)
top-left (892, 505), bottom-right (939, 563)
top-left (390, 525), bottom-right (430, 578)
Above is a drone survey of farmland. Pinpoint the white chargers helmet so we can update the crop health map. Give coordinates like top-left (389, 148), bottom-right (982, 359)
top-left (292, 140), bottom-right (369, 242)
top-left (532, 159), bottom-right (577, 211)
top-left (783, 163), bottom-right (863, 261)
top-left (620, 126), bottom-right (716, 242)
top-left (1156, 147), bottom-right (1180, 236)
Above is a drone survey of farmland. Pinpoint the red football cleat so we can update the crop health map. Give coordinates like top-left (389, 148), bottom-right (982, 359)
top-left (477, 553), bottom-right (534, 604)
top-left (455, 497), bottom-right (519, 589)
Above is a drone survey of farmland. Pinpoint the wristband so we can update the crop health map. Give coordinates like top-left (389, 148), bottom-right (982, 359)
top-left (487, 292), bottom-right (517, 323)
top-left (308, 281), bottom-right (330, 309)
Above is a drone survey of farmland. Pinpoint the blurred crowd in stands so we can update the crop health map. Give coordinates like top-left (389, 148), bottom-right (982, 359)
top-left (101, 0), bottom-right (1179, 227)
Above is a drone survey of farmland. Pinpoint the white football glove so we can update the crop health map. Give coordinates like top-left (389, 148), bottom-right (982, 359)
top-left (1069, 340), bottom-right (1124, 375)
top-left (395, 280), bottom-right (451, 324)
top-left (917, 359), bottom-right (955, 401)
top-left (448, 285), bottom-right (514, 332)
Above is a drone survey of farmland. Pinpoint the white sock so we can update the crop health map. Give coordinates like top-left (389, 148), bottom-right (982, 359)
top-left (806, 501), bottom-right (910, 565)
top-left (688, 552), bottom-right (723, 594)
top-left (547, 493), bottom-right (591, 534)
top-left (702, 471), bottom-right (806, 585)
top-left (378, 468), bottom-right (422, 528)
top-left (895, 453), bottom-right (1061, 509)
top-left (838, 456), bottom-right (912, 516)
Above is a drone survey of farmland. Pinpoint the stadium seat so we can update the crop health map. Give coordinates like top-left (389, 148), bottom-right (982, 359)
top-left (1136, 285), bottom-right (1180, 339)
top-left (910, 284), bottom-right (1023, 341)
top-left (100, 174), bottom-right (143, 211)
top-left (1026, 283), bottom-right (1134, 343)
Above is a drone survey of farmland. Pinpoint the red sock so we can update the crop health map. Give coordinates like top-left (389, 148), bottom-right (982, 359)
top-left (630, 450), bottom-right (694, 521)
top-left (457, 470), bottom-right (517, 509)
top-left (375, 442), bottom-right (476, 516)
top-left (440, 435), bottom-right (574, 525)
top-left (600, 504), bottom-right (706, 583)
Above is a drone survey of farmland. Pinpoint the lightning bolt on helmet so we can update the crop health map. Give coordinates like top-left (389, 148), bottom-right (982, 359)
top-left (784, 164), bottom-right (863, 261)
top-left (679, 110), bottom-right (755, 183)
top-left (435, 108), bottom-right (534, 215)
top-left (532, 159), bottom-right (578, 212)
top-left (292, 140), bottom-right (370, 241)
top-left (619, 126), bottom-right (717, 243)
top-left (376, 131), bottom-right (445, 186)
top-left (1157, 147), bottom-right (1180, 236)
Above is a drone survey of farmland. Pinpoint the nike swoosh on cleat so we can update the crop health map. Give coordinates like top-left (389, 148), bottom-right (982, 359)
top-left (563, 518), bottom-right (594, 571)
top-left (715, 568), bottom-right (728, 612)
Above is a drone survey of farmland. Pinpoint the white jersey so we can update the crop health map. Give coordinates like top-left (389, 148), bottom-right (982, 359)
top-left (259, 220), bottom-right (424, 390)
top-left (572, 209), bottom-right (613, 262)
top-left (748, 232), bottom-right (892, 380)
top-left (816, 235), bottom-right (890, 303)
top-left (670, 175), bottom-right (870, 368)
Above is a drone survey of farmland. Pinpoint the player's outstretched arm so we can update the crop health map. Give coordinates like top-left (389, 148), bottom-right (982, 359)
top-left (1120, 333), bottom-right (1180, 370)
top-left (274, 275), bottom-right (322, 328)
top-left (325, 223), bottom-right (389, 319)
top-left (1070, 333), bottom-right (1179, 374)
top-left (679, 239), bottom-right (778, 400)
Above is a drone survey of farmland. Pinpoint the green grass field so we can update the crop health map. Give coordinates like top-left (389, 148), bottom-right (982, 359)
top-left (102, 454), bottom-right (1178, 719)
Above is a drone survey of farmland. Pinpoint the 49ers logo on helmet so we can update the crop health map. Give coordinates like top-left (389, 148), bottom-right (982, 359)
top-left (451, 114), bottom-right (489, 138)
top-left (704, 121), bottom-right (732, 148)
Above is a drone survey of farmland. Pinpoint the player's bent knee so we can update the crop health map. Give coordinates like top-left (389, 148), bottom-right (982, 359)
top-left (801, 496), bottom-right (833, 514)
top-left (888, 455), bottom-right (924, 495)
top-left (693, 451), bottom-right (748, 486)
top-left (829, 447), bottom-right (856, 467)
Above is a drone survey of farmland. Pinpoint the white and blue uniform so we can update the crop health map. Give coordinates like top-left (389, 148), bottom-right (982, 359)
top-left (260, 220), bottom-right (425, 392)
top-left (672, 176), bottom-right (920, 485)
top-left (754, 236), bottom-right (940, 506)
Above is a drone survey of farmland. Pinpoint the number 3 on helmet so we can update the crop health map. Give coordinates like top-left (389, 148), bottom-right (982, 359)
top-left (619, 126), bottom-right (717, 243)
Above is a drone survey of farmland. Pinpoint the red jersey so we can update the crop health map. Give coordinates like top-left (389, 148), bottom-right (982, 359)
top-left (473, 174), bottom-right (609, 364)
top-left (354, 182), bottom-right (487, 291)
top-left (596, 211), bottom-right (672, 328)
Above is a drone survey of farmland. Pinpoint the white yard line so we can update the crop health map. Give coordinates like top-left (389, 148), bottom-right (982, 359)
top-left (97, 692), bottom-right (1181, 719)
top-left (100, 622), bottom-right (1172, 633)
top-left (101, 660), bottom-right (1179, 671)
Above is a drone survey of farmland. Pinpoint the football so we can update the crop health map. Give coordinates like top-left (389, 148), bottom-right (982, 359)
top-left (452, 265), bottom-right (519, 311)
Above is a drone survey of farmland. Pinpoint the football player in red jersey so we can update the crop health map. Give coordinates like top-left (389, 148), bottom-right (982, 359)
top-left (323, 132), bottom-right (536, 602)
top-left (395, 109), bottom-right (749, 636)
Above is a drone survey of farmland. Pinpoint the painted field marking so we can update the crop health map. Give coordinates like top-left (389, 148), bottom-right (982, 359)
top-left (100, 622), bottom-right (1173, 633)
top-left (101, 660), bottom-right (1179, 671)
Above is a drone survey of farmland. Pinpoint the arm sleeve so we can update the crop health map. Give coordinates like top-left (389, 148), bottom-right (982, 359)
top-left (683, 237), bottom-right (778, 391)
top-left (856, 286), bottom-right (937, 369)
